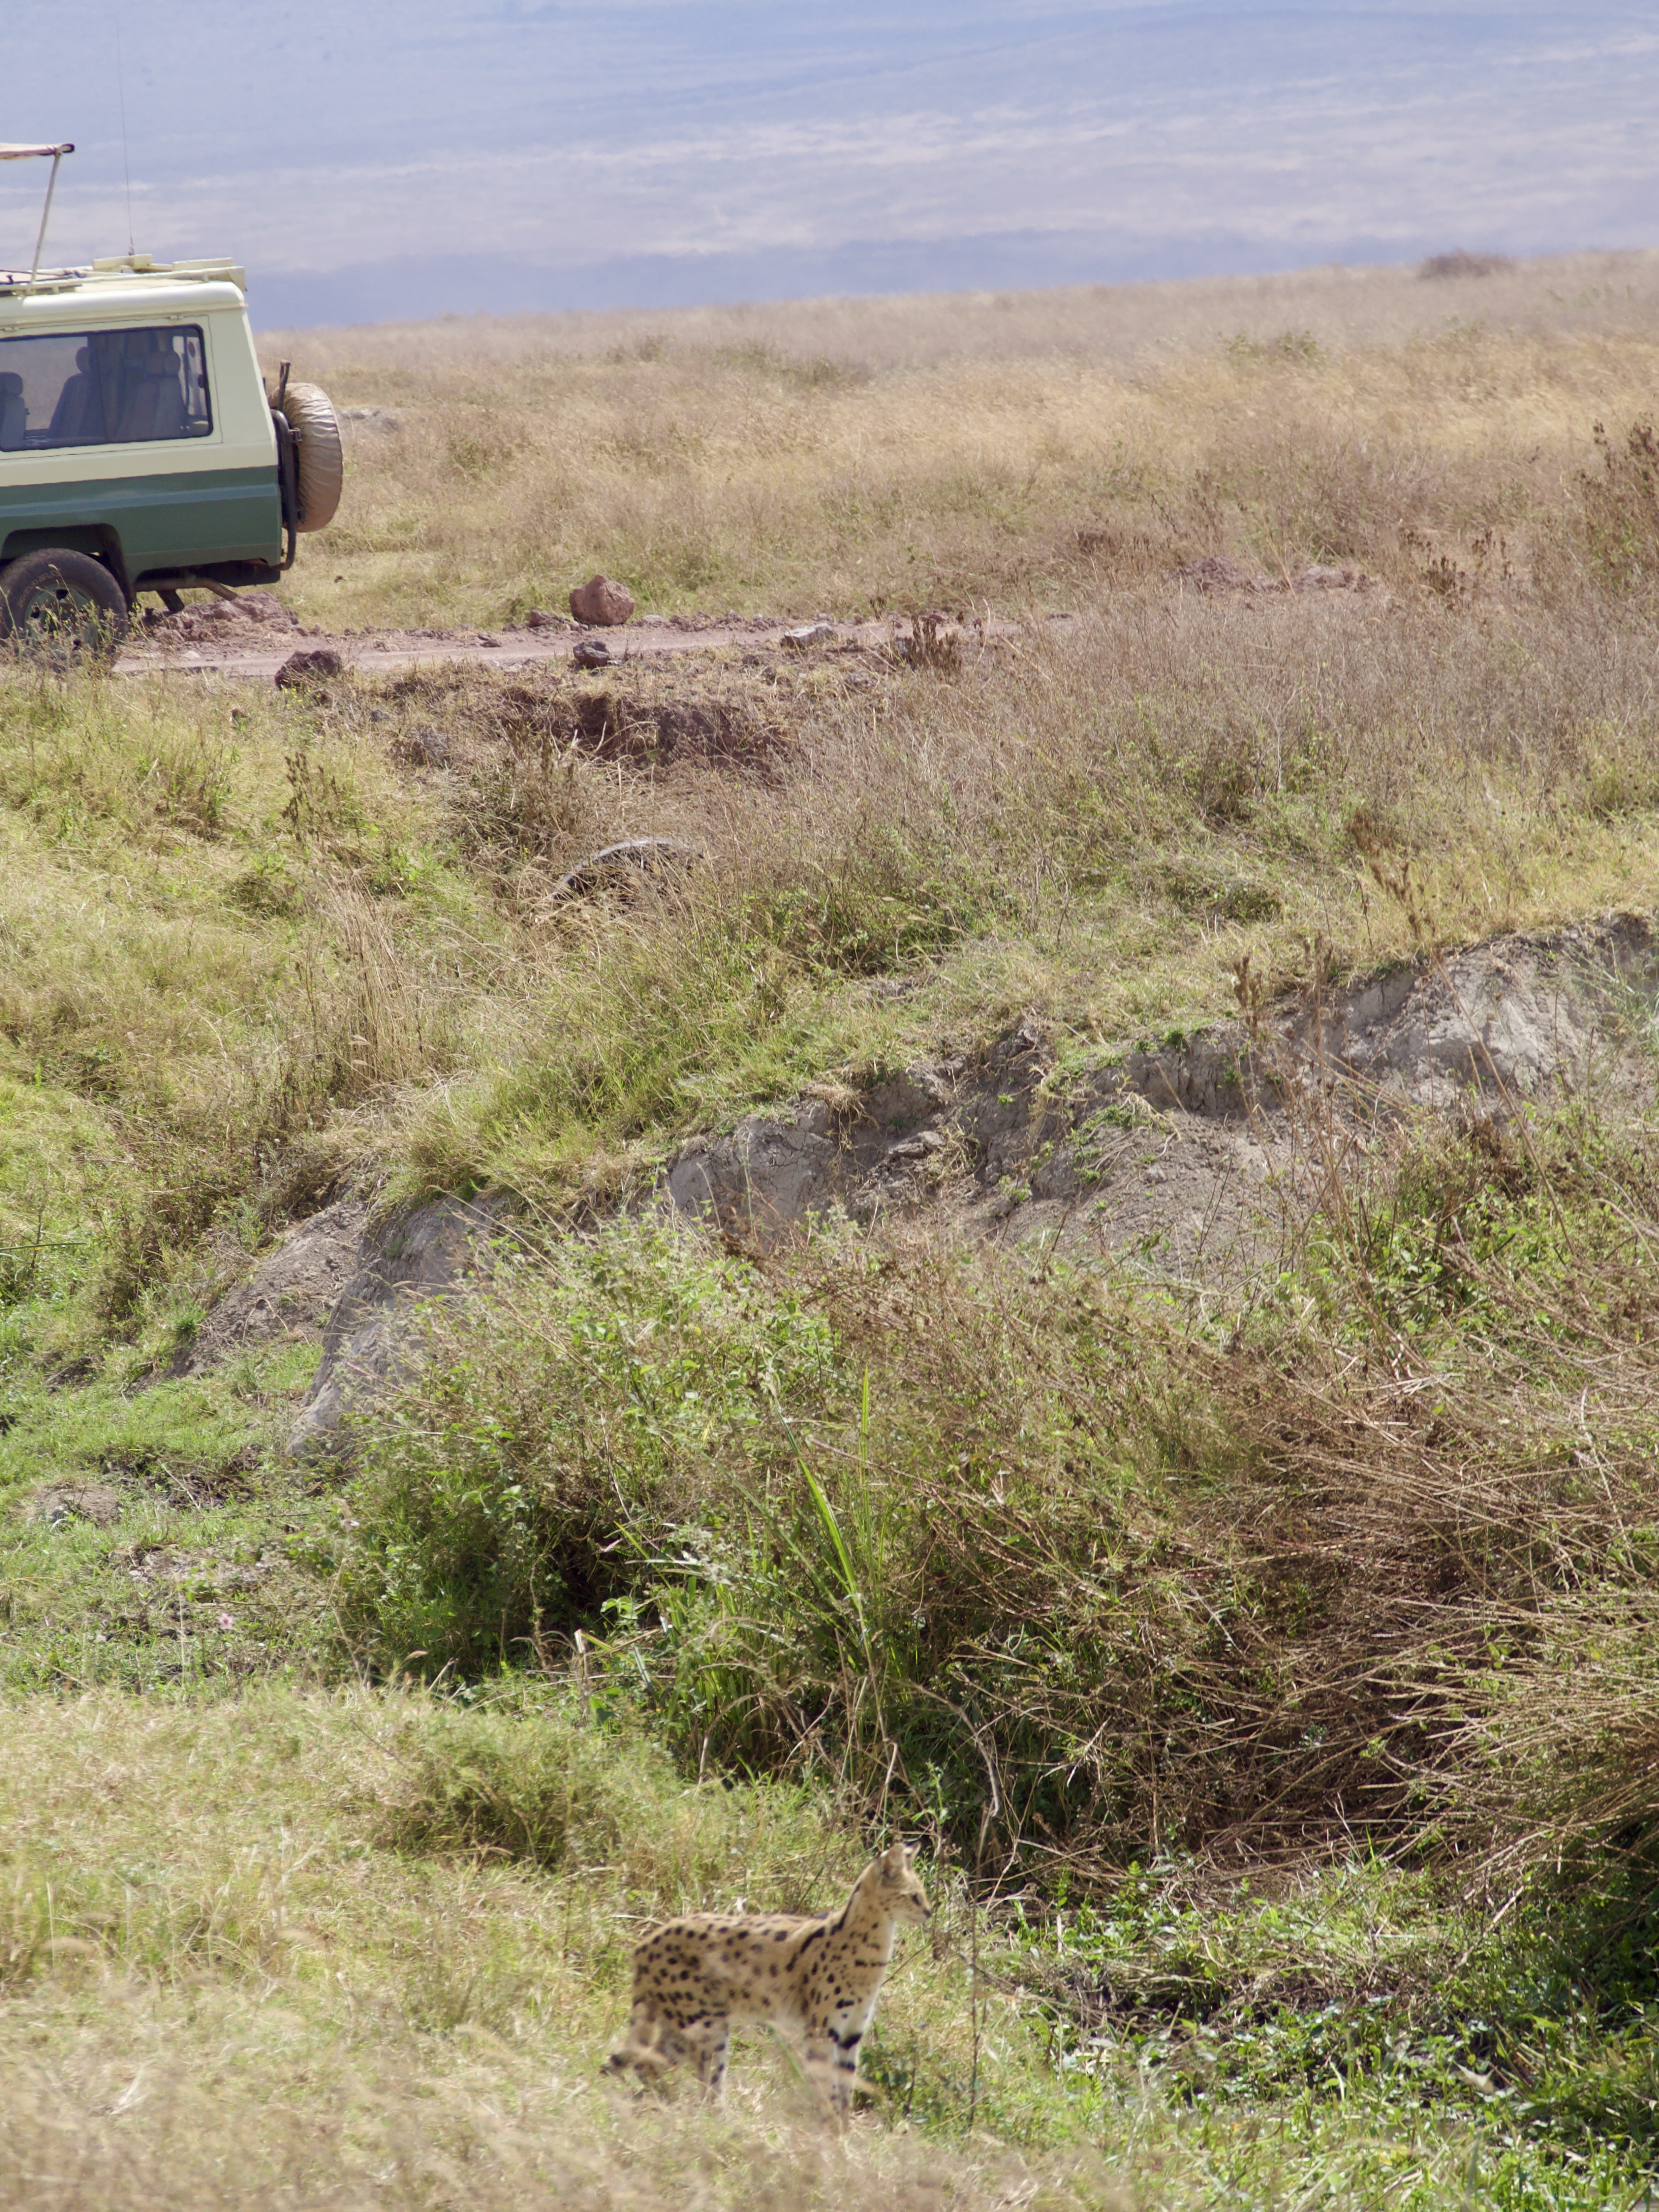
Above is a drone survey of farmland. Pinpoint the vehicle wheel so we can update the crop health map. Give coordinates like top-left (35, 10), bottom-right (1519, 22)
top-left (0, 548), bottom-right (129, 668)
top-left (278, 382), bottom-right (345, 532)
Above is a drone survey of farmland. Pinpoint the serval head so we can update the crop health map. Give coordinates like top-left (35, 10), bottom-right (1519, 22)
top-left (870, 1839), bottom-right (930, 1923)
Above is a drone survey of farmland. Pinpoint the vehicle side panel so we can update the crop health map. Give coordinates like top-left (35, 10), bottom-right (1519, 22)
top-left (0, 467), bottom-right (280, 575)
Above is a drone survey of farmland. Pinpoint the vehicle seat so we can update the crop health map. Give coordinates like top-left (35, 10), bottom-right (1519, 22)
top-left (119, 353), bottom-right (186, 442)
top-left (48, 348), bottom-right (104, 444)
top-left (0, 372), bottom-right (24, 450)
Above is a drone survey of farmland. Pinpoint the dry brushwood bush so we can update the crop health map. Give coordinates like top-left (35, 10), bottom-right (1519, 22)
top-left (340, 1085), bottom-right (1659, 1876)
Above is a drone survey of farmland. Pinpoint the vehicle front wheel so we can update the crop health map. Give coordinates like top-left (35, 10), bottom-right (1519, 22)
top-left (0, 548), bottom-right (130, 668)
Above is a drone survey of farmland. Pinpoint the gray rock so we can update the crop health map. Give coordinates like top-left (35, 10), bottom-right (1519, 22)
top-left (231, 913), bottom-right (1654, 1441)
top-left (285, 1195), bottom-right (506, 1458)
top-left (549, 838), bottom-right (703, 903)
top-left (393, 723), bottom-right (450, 768)
top-left (663, 1067), bottom-right (953, 1241)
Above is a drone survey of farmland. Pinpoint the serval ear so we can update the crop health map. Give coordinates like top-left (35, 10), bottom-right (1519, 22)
top-left (880, 1839), bottom-right (910, 1877)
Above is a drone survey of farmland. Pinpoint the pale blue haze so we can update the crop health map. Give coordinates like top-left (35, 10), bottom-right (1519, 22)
top-left (2, 4), bottom-right (1654, 325)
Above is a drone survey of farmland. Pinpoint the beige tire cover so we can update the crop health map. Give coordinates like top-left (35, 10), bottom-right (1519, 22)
top-left (279, 382), bottom-right (344, 533)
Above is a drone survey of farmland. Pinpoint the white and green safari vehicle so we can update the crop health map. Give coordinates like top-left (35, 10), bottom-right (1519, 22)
top-left (0, 141), bottom-right (341, 661)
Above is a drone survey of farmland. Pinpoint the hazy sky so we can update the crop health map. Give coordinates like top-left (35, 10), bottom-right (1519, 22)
top-left (3, 4), bottom-right (1654, 327)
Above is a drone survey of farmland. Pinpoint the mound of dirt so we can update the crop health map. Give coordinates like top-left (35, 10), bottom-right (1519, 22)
top-left (1172, 557), bottom-right (1379, 596)
top-left (367, 662), bottom-right (793, 775)
top-left (143, 591), bottom-right (302, 648)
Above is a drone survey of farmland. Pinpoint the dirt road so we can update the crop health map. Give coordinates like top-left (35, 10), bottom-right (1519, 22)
top-left (115, 611), bottom-right (1069, 682)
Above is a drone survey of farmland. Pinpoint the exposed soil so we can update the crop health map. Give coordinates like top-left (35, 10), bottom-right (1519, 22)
top-left (361, 656), bottom-right (805, 777)
top-left (664, 912), bottom-right (1657, 1269)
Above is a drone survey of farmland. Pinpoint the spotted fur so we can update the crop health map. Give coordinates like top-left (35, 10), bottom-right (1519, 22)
top-left (605, 1840), bottom-right (930, 2117)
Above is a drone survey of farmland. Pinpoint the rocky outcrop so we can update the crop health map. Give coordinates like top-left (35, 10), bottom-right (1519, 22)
top-left (176, 913), bottom-right (1654, 1455)
top-left (173, 1199), bottom-right (369, 1376)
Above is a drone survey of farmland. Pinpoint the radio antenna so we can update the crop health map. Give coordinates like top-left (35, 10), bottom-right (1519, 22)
top-left (115, 12), bottom-right (135, 255)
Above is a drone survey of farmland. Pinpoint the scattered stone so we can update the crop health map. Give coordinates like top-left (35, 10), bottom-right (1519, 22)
top-left (393, 723), bottom-right (450, 767)
top-left (569, 575), bottom-right (637, 626)
top-left (523, 608), bottom-right (571, 630)
top-left (275, 647), bottom-right (346, 689)
top-left (1172, 556), bottom-right (1270, 594)
top-left (476, 632), bottom-right (502, 647)
top-left (573, 639), bottom-right (612, 670)
top-left (637, 613), bottom-right (669, 627)
top-left (781, 621), bottom-right (837, 649)
top-left (549, 838), bottom-right (705, 903)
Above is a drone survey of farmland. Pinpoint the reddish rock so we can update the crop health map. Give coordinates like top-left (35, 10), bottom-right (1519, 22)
top-left (569, 575), bottom-right (636, 626)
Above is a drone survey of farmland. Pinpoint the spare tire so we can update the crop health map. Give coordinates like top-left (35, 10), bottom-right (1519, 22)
top-left (278, 382), bottom-right (344, 533)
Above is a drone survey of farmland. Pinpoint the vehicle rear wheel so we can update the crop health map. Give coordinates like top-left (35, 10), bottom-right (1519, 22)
top-left (0, 548), bottom-right (129, 668)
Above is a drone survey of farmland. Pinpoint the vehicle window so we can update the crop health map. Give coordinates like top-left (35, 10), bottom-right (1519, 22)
top-left (0, 325), bottom-right (212, 451)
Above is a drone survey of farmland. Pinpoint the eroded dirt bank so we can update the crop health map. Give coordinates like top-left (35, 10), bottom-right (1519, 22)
top-left (156, 913), bottom-right (1658, 1453)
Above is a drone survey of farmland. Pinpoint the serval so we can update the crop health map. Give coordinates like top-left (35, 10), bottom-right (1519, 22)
top-left (605, 1840), bottom-right (930, 2118)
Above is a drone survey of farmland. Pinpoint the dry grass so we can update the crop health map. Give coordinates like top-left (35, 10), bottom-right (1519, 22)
top-left (2, 1687), bottom-right (1636, 2211)
top-left (256, 250), bottom-right (1659, 633)
top-left (0, 1689), bottom-right (1108, 2211)
top-left (264, 248), bottom-right (1659, 376)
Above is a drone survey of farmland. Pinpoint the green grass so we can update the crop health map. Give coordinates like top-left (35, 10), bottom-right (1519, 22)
top-left (0, 1338), bottom-right (338, 1692)
top-left (4, 1685), bottom-right (1659, 2208)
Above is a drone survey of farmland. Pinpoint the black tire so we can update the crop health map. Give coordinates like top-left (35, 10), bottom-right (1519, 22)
top-left (0, 548), bottom-right (129, 669)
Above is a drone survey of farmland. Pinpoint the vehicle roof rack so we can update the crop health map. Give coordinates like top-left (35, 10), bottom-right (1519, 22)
top-left (0, 257), bottom-right (248, 300)
top-left (0, 141), bottom-right (73, 295)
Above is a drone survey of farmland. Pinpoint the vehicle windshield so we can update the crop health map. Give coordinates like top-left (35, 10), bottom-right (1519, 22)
top-left (0, 325), bottom-right (211, 451)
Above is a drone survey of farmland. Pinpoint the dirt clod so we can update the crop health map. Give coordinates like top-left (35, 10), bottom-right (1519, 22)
top-left (275, 647), bottom-right (347, 689)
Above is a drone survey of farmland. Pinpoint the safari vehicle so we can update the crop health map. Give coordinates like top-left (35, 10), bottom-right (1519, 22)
top-left (0, 141), bottom-right (341, 661)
